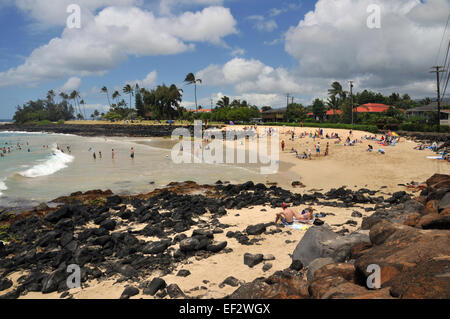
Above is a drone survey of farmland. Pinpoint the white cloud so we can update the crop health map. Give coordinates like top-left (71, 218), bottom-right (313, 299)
top-left (159, 0), bottom-right (224, 15)
top-left (12, 0), bottom-right (142, 28)
top-left (284, 0), bottom-right (449, 92)
top-left (59, 76), bottom-right (81, 92)
top-left (197, 57), bottom-right (303, 94)
top-left (0, 6), bottom-right (237, 87)
top-left (128, 71), bottom-right (158, 89)
top-left (231, 47), bottom-right (245, 56)
top-left (248, 15), bottom-right (278, 32)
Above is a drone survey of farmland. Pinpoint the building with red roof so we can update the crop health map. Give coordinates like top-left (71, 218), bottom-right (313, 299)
top-left (354, 103), bottom-right (392, 113)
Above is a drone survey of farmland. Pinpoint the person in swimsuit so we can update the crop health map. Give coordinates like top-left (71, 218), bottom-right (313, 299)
top-left (130, 147), bottom-right (135, 159)
top-left (275, 204), bottom-right (314, 224)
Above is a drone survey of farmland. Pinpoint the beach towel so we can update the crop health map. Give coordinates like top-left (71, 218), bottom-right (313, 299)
top-left (282, 222), bottom-right (312, 231)
top-left (427, 156), bottom-right (444, 159)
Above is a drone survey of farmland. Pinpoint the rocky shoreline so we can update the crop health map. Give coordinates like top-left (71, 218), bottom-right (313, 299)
top-left (0, 175), bottom-right (448, 299)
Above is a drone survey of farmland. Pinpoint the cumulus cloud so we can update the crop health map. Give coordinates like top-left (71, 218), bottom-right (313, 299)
top-left (0, 6), bottom-right (237, 87)
top-left (284, 0), bottom-right (449, 91)
top-left (128, 71), bottom-right (158, 89)
top-left (159, 0), bottom-right (225, 15)
top-left (12, 0), bottom-right (142, 27)
top-left (197, 57), bottom-right (303, 94)
top-left (59, 76), bottom-right (81, 92)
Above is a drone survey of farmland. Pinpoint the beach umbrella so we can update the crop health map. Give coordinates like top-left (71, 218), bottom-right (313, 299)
top-left (392, 132), bottom-right (399, 137)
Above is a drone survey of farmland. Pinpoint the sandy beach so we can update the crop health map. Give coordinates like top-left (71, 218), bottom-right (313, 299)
top-left (0, 125), bottom-right (448, 299)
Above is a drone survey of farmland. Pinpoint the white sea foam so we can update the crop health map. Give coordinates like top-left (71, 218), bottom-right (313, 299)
top-left (19, 147), bottom-right (74, 178)
top-left (0, 179), bottom-right (7, 196)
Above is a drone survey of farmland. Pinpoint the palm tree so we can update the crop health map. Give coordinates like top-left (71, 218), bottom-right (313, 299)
top-left (216, 96), bottom-right (230, 108)
top-left (326, 95), bottom-right (340, 116)
top-left (123, 84), bottom-right (134, 109)
top-left (101, 86), bottom-right (111, 107)
top-left (46, 90), bottom-right (55, 103)
top-left (112, 91), bottom-right (121, 104)
top-left (184, 73), bottom-right (202, 111)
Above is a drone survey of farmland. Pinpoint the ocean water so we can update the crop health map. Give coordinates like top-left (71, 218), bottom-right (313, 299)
top-left (0, 131), bottom-right (270, 208)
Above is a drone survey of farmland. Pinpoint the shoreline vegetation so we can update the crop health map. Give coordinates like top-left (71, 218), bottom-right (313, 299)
top-left (0, 174), bottom-right (449, 299)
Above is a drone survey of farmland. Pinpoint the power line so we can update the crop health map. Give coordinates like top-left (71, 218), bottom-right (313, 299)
top-left (436, 13), bottom-right (450, 65)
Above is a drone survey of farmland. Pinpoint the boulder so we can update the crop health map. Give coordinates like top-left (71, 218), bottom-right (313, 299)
top-left (179, 238), bottom-right (200, 252)
top-left (426, 174), bottom-right (450, 189)
top-left (262, 263), bottom-right (273, 272)
top-left (0, 278), bottom-right (13, 291)
top-left (387, 257), bottom-right (450, 299)
top-left (423, 200), bottom-right (439, 215)
top-left (120, 286), bottom-right (139, 299)
top-left (106, 195), bottom-right (122, 206)
top-left (309, 276), bottom-right (392, 299)
top-left (143, 278), bottom-right (166, 296)
top-left (221, 276), bottom-right (240, 287)
top-left (206, 241), bottom-right (227, 253)
top-left (176, 270), bottom-right (191, 277)
top-left (355, 220), bottom-right (450, 288)
top-left (100, 219), bottom-right (116, 231)
top-left (166, 284), bottom-right (185, 298)
top-left (312, 263), bottom-right (356, 283)
top-left (44, 206), bottom-right (71, 223)
top-left (438, 192), bottom-right (450, 211)
top-left (292, 226), bottom-right (370, 266)
top-left (306, 258), bottom-right (335, 282)
top-left (244, 253), bottom-right (264, 268)
top-left (41, 268), bottom-right (67, 294)
top-left (143, 241), bottom-right (170, 254)
top-left (421, 215), bottom-right (450, 230)
top-left (228, 270), bottom-right (309, 299)
top-left (289, 260), bottom-right (303, 271)
top-left (245, 224), bottom-right (266, 235)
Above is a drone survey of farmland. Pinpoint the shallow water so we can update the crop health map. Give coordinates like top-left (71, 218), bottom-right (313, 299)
top-left (0, 132), bottom-right (275, 208)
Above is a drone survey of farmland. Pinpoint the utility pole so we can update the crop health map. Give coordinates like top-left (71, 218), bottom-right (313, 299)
top-left (291, 96), bottom-right (294, 105)
top-left (286, 93), bottom-right (290, 108)
top-left (349, 81), bottom-right (354, 125)
top-left (430, 66), bottom-right (446, 133)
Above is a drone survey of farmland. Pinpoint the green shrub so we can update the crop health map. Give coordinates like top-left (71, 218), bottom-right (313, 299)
top-left (57, 119), bottom-right (65, 125)
top-left (398, 123), bottom-right (450, 133)
top-left (36, 120), bottom-right (53, 126)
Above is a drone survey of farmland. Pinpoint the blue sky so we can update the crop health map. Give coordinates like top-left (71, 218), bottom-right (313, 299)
top-left (0, 0), bottom-right (448, 119)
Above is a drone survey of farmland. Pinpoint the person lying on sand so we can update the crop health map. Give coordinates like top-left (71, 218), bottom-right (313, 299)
top-left (275, 204), bottom-right (314, 225)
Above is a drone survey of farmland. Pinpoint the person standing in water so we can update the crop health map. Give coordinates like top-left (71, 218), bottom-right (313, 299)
top-left (112, 149), bottom-right (115, 159)
top-left (130, 147), bottom-right (135, 159)
top-left (99, 151), bottom-right (102, 159)
top-left (93, 152), bottom-right (97, 160)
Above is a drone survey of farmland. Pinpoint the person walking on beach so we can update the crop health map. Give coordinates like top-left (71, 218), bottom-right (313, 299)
top-left (130, 147), bottom-right (135, 159)
top-left (316, 142), bottom-right (321, 157)
top-left (112, 149), bottom-right (115, 159)
top-left (324, 142), bottom-right (329, 156)
top-left (281, 140), bottom-right (285, 152)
